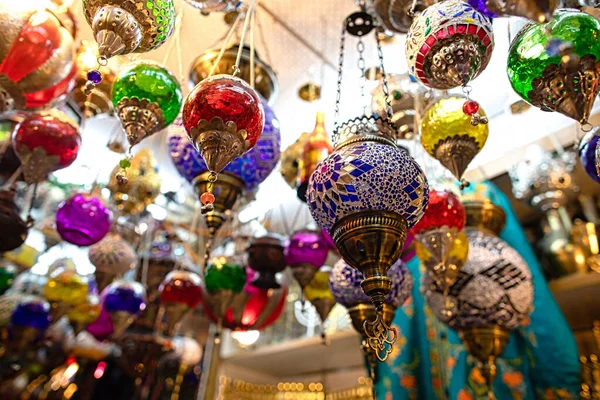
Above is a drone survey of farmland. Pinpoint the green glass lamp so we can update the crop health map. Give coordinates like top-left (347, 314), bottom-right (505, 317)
top-left (204, 256), bottom-right (247, 320)
top-left (112, 61), bottom-right (182, 148)
top-left (507, 10), bottom-right (600, 127)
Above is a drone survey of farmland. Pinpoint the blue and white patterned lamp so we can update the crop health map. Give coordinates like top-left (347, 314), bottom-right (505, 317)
top-left (169, 97), bottom-right (280, 233)
top-left (306, 115), bottom-right (428, 361)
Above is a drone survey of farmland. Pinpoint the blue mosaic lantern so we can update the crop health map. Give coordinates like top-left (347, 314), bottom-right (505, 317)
top-left (169, 97), bottom-right (280, 233)
top-left (329, 258), bottom-right (413, 309)
top-left (306, 115), bottom-right (428, 361)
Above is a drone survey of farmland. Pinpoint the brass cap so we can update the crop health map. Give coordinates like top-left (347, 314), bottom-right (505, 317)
top-left (463, 200), bottom-right (506, 236)
top-left (347, 303), bottom-right (396, 336)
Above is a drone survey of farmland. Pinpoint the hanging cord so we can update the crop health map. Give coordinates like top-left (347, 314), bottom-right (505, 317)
top-left (208, 12), bottom-right (243, 77)
top-left (374, 31), bottom-right (394, 121)
top-left (249, 2), bottom-right (256, 88)
top-left (161, 11), bottom-right (184, 66)
top-left (233, 0), bottom-right (256, 77)
top-left (333, 25), bottom-right (347, 134)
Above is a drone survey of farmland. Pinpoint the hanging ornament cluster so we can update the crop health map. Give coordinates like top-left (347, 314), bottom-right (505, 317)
top-left (81, 0), bottom-right (176, 91)
top-left (89, 233), bottom-right (138, 290)
top-left (304, 266), bottom-right (336, 326)
top-left (246, 234), bottom-right (287, 289)
top-left (423, 200), bottom-right (533, 396)
top-left (0, 2), bottom-right (75, 113)
top-left (307, 5), bottom-right (428, 361)
top-left (55, 193), bottom-right (112, 247)
top-left (507, 9), bottom-right (600, 129)
top-left (101, 279), bottom-right (147, 337)
top-left (158, 270), bottom-right (203, 336)
top-left (421, 96), bottom-right (489, 187)
top-left (285, 230), bottom-right (329, 291)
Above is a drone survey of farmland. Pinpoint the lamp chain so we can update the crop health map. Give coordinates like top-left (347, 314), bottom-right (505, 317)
top-left (374, 30), bottom-right (394, 122)
top-left (333, 25), bottom-right (346, 141)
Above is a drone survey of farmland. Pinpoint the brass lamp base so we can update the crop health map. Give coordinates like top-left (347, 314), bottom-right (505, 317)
top-left (193, 171), bottom-right (245, 234)
top-left (459, 325), bottom-right (510, 395)
top-left (331, 210), bottom-right (407, 304)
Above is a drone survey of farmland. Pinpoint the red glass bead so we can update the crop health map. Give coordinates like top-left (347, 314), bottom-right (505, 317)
top-left (200, 192), bottom-right (215, 205)
top-left (411, 189), bottom-right (466, 233)
top-left (462, 100), bottom-right (479, 116)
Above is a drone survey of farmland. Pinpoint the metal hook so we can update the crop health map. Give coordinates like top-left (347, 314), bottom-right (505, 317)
top-left (363, 311), bottom-right (397, 362)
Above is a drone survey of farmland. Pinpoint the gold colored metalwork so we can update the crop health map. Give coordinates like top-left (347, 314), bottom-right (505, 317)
top-left (188, 116), bottom-right (250, 174)
top-left (529, 55), bottom-right (600, 126)
top-left (107, 149), bottom-right (162, 216)
top-left (18, 146), bottom-right (61, 185)
top-left (0, 74), bottom-right (25, 114)
top-left (459, 325), bottom-right (510, 398)
top-left (280, 132), bottom-right (310, 189)
top-left (428, 36), bottom-right (484, 89)
top-left (509, 99), bottom-right (531, 114)
top-left (373, 0), bottom-right (435, 34)
top-left (348, 303), bottom-right (397, 366)
top-left (571, 220), bottom-right (600, 273)
top-left (298, 82), bottom-right (321, 102)
top-left (91, 5), bottom-right (142, 59)
top-left (433, 134), bottom-right (479, 184)
top-left (463, 200), bottom-right (507, 236)
top-left (292, 263), bottom-right (318, 290)
top-left (331, 210), bottom-right (407, 361)
top-left (115, 97), bottom-right (166, 147)
top-left (193, 171), bottom-right (245, 234)
top-left (83, 0), bottom-right (174, 54)
top-left (487, 0), bottom-right (556, 22)
top-left (189, 45), bottom-right (278, 104)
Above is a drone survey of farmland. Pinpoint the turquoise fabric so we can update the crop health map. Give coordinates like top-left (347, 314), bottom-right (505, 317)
top-left (375, 181), bottom-right (580, 400)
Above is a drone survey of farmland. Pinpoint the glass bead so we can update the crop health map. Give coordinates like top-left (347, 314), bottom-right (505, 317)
top-left (86, 69), bottom-right (102, 84)
top-left (462, 100), bottom-right (479, 116)
top-left (200, 192), bottom-right (215, 205)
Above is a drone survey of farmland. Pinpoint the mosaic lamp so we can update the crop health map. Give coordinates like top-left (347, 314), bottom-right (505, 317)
top-left (170, 96), bottom-right (279, 233)
top-left (330, 257), bottom-right (413, 373)
top-left (507, 9), bottom-right (600, 129)
top-left (102, 279), bottom-right (147, 338)
top-left (89, 233), bottom-right (138, 291)
top-left (112, 61), bottom-right (182, 148)
top-left (285, 230), bottom-right (330, 291)
top-left (423, 200), bottom-right (533, 396)
top-left (246, 234), bottom-right (287, 289)
top-left (158, 270), bottom-right (203, 336)
top-left (411, 189), bottom-right (468, 315)
top-left (579, 127), bottom-right (600, 183)
top-left (0, 2), bottom-right (75, 113)
top-left (182, 75), bottom-right (264, 213)
top-left (421, 97), bottom-right (489, 187)
top-left (13, 110), bottom-right (81, 184)
top-left (406, 0), bottom-right (494, 90)
top-left (81, 0), bottom-right (175, 92)
top-left (307, 116), bottom-right (428, 360)
top-left (56, 193), bottom-right (113, 247)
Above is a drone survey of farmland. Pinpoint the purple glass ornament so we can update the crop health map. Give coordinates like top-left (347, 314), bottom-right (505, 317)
top-left (467, 0), bottom-right (497, 18)
top-left (10, 296), bottom-right (51, 331)
top-left (87, 70), bottom-right (102, 84)
top-left (86, 307), bottom-right (114, 341)
top-left (579, 127), bottom-right (600, 183)
top-left (329, 258), bottom-right (413, 309)
top-left (102, 280), bottom-right (146, 315)
top-left (168, 96), bottom-right (281, 191)
top-left (285, 230), bottom-right (329, 267)
top-left (56, 194), bottom-right (112, 246)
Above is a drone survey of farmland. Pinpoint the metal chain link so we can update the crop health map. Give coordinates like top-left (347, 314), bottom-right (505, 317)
top-left (357, 37), bottom-right (367, 116)
top-left (333, 25), bottom-right (346, 135)
top-left (375, 31), bottom-right (393, 121)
